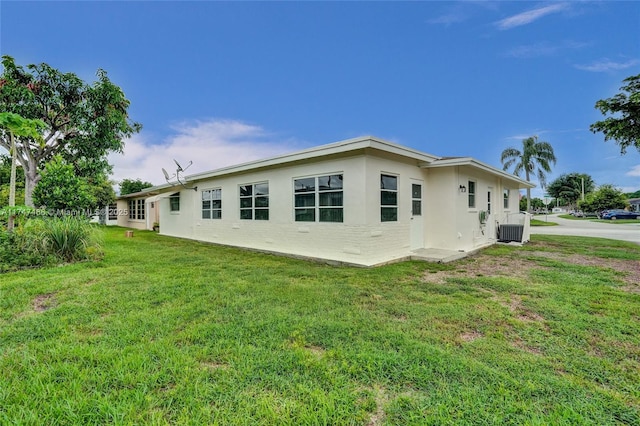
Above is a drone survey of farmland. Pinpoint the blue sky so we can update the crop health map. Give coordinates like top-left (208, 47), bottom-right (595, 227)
top-left (1, 1), bottom-right (639, 198)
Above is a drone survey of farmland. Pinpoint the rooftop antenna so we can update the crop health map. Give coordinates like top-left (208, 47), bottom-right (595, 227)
top-left (161, 160), bottom-right (197, 191)
top-left (162, 168), bottom-right (174, 182)
top-left (174, 159), bottom-right (192, 173)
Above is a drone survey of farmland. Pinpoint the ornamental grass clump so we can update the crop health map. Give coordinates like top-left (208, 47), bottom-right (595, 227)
top-left (40, 216), bottom-right (103, 263)
top-left (0, 216), bottom-right (103, 272)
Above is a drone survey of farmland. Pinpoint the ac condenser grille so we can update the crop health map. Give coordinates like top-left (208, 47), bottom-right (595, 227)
top-left (498, 224), bottom-right (524, 243)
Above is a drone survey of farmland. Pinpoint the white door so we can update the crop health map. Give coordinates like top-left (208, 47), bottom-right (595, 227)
top-left (410, 180), bottom-right (424, 250)
top-left (487, 188), bottom-right (495, 239)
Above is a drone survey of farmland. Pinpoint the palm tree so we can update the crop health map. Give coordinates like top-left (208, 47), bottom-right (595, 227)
top-left (501, 136), bottom-right (557, 212)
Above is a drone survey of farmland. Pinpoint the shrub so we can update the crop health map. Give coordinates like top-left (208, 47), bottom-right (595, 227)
top-left (40, 216), bottom-right (103, 262)
top-left (0, 216), bottom-right (103, 272)
top-left (0, 221), bottom-right (54, 272)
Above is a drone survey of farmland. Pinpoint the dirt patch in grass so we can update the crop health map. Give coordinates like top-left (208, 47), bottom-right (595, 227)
top-left (200, 361), bottom-right (229, 371)
top-left (304, 345), bottom-right (326, 359)
top-left (421, 245), bottom-right (639, 292)
top-left (32, 293), bottom-right (56, 312)
top-left (497, 294), bottom-right (546, 323)
top-left (526, 250), bottom-right (640, 292)
top-left (459, 331), bottom-right (483, 342)
top-left (421, 253), bottom-right (541, 284)
top-left (366, 385), bottom-right (388, 426)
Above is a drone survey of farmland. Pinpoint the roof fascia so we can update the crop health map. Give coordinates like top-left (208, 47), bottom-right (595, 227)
top-left (185, 136), bottom-right (441, 183)
top-left (421, 157), bottom-right (535, 189)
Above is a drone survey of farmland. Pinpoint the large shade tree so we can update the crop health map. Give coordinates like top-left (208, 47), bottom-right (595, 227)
top-left (590, 74), bottom-right (640, 154)
top-left (119, 178), bottom-right (153, 196)
top-left (546, 173), bottom-right (595, 209)
top-left (0, 55), bottom-right (141, 206)
top-left (501, 136), bottom-right (557, 212)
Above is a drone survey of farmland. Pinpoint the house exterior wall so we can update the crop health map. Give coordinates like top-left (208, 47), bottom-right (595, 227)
top-left (153, 148), bottom-right (528, 266)
top-left (116, 198), bottom-right (148, 230)
top-left (424, 165), bottom-right (524, 251)
top-left (118, 133), bottom-right (539, 265)
top-left (159, 154), bottom-right (410, 266)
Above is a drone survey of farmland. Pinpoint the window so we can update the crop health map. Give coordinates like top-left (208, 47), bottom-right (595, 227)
top-left (169, 193), bottom-right (180, 212)
top-left (468, 180), bottom-right (476, 208)
top-left (202, 189), bottom-right (222, 219)
top-left (503, 189), bottom-right (510, 209)
top-left (137, 199), bottom-right (144, 219)
top-left (108, 203), bottom-right (118, 221)
top-left (381, 174), bottom-right (398, 222)
top-left (412, 183), bottom-right (422, 216)
top-left (128, 199), bottom-right (145, 220)
top-left (240, 182), bottom-right (269, 220)
top-left (294, 174), bottom-right (343, 222)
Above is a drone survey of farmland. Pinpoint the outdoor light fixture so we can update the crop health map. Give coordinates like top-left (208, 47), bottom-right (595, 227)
top-left (459, 185), bottom-right (467, 193)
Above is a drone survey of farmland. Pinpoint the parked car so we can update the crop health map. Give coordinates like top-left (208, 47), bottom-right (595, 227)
top-left (570, 210), bottom-right (584, 217)
top-left (601, 209), bottom-right (640, 220)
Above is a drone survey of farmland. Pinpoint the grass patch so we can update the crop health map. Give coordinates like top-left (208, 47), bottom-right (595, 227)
top-left (1, 228), bottom-right (639, 424)
top-left (531, 218), bottom-right (558, 226)
top-left (558, 214), bottom-right (640, 225)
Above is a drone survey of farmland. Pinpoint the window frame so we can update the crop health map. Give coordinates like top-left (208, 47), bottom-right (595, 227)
top-left (467, 180), bottom-right (476, 209)
top-left (128, 198), bottom-right (146, 220)
top-left (169, 192), bottom-right (181, 213)
top-left (293, 174), bottom-right (344, 223)
top-left (411, 183), bottom-right (422, 216)
top-left (503, 189), bottom-right (510, 209)
top-left (239, 182), bottom-right (269, 221)
top-left (201, 188), bottom-right (222, 219)
top-left (381, 173), bottom-right (398, 222)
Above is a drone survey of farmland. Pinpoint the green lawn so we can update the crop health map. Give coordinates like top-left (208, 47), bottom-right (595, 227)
top-left (531, 218), bottom-right (558, 226)
top-left (559, 214), bottom-right (640, 225)
top-left (1, 227), bottom-right (639, 425)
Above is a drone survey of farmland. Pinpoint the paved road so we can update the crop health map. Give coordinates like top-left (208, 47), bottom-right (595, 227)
top-left (531, 214), bottom-right (640, 244)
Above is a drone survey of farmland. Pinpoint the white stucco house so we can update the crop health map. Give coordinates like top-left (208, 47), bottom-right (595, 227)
top-left (116, 136), bottom-right (534, 266)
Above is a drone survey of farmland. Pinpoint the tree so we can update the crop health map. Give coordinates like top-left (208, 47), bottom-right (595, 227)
top-left (0, 155), bottom-right (25, 207)
top-left (578, 184), bottom-right (628, 213)
top-left (90, 176), bottom-right (116, 209)
top-left (625, 189), bottom-right (640, 199)
top-left (546, 173), bottom-right (595, 209)
top-left (590, 74), bottom-right (640, 154)
top-left (32, 156), bottom-right (95, 212)
top-left (120, 178), bottom-right (153, 195)
top-left (0, 55), bottom-right (141, 206)
top-left (501, 136), bottom-right (557, 212)
top-left (0, 112), bottom-right (46, 230)
top-left (519, 196), bottom-right (544, 212)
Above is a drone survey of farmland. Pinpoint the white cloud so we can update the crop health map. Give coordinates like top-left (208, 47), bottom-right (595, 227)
top-left (620, 185), bottom-right (640, 194)
top-left (108, 119), bottom-right (301, 188)
top-left (496, 3), bottom-right (569, 30)
top-left (427, 12), bottom-right (468, 26)
top-left (626, 165), bottom-right (640, 177)
top-left (574, 58), bottom-right (640, 72)
top-left (506, 40), bottom-right (588, 58)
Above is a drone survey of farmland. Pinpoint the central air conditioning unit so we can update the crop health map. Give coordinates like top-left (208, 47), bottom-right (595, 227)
top-left (498, 224), bottom-right (524, 243)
